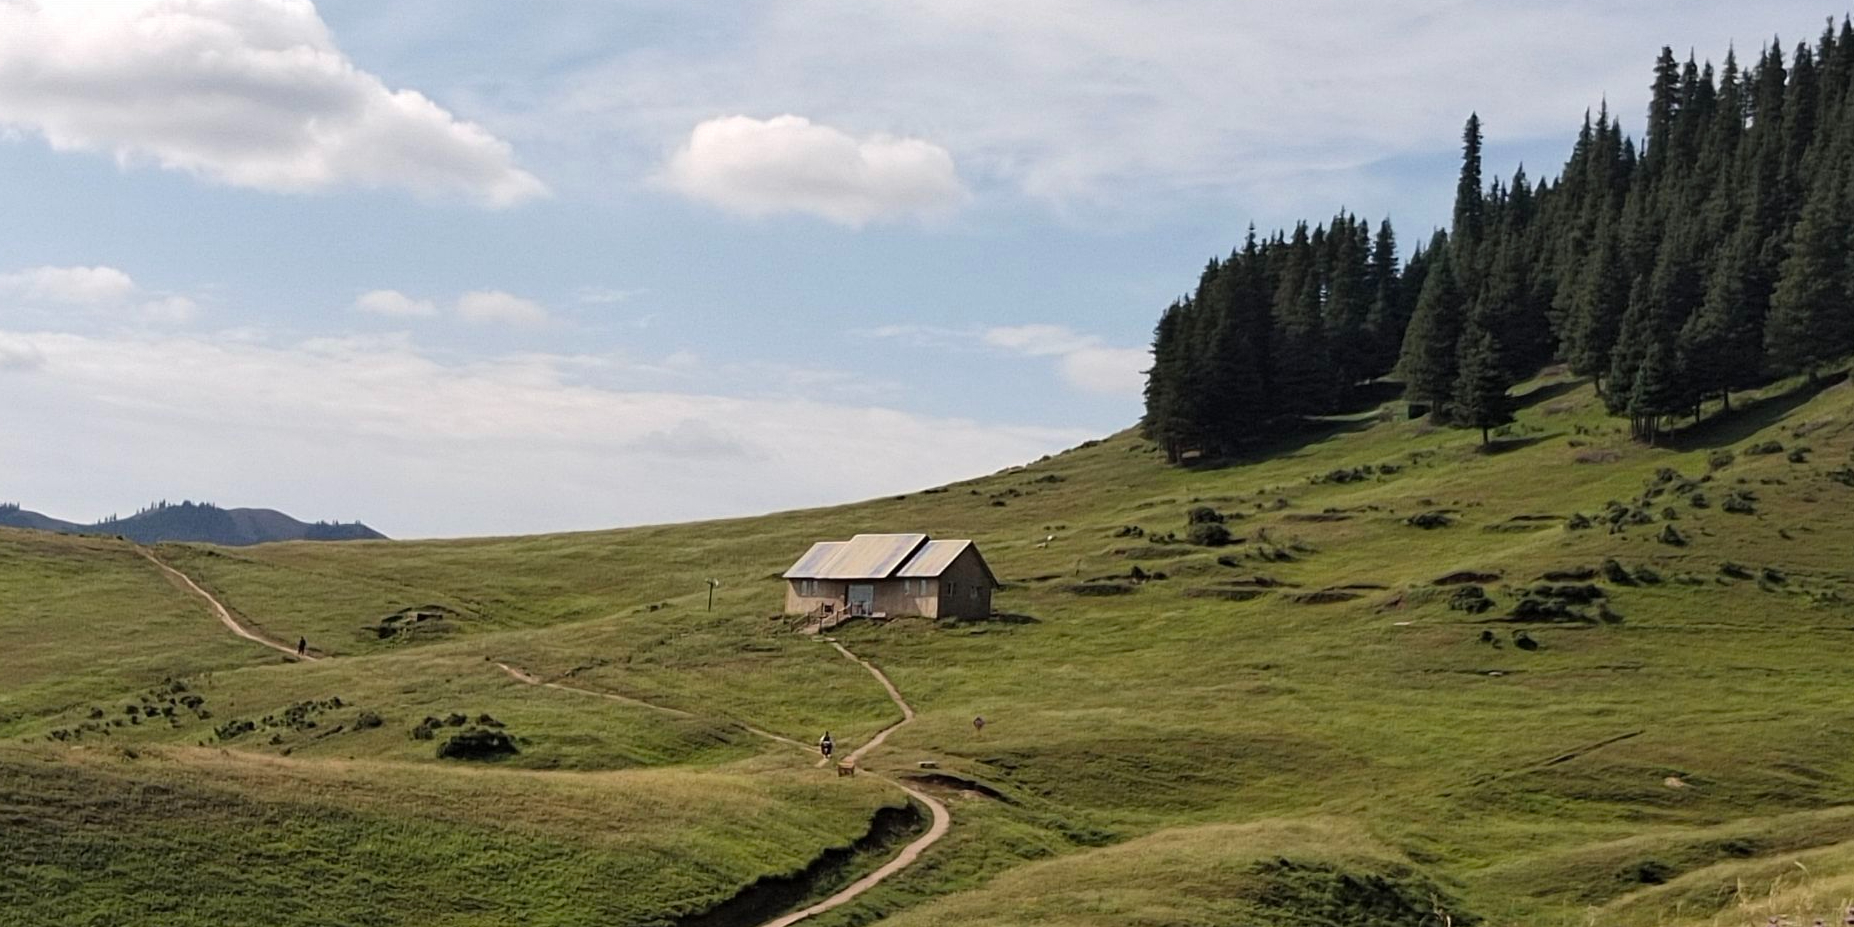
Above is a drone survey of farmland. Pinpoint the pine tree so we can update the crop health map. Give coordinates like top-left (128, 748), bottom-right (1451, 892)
top-left (1450, 316), bottom-right (1516, 445)
top-left (1562, 220), bottom-right (1629, 387)
top-left (1679, 221), bottom-right (1763, 408)
top-left (1767, 171), bottom-right (1854, 378)
top-left (1397, 247), bottom-right (1465, 414)
top-left (1625, 338), bottom-right (1689, 443)
top-left (1362, 219), bottom-right (1404, 378)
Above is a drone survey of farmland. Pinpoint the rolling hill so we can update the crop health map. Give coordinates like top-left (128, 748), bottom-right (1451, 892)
top-left (0, 500), bottom-right (385, 546)
top-left (5, 366), bottom-right (1854, 926)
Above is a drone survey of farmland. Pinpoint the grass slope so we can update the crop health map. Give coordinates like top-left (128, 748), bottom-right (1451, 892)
top-left (9, 368), bottom-right (1854, 926)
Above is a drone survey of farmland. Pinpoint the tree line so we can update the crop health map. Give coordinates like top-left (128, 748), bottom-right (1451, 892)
top-left (1144, 19), bottom-right (1854, 459)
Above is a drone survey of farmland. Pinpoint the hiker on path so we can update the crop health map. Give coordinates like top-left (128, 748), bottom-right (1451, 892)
top-left (819, 731), bottom-right (834, 760)
top-left (296, 637), bottom-right (307, 657)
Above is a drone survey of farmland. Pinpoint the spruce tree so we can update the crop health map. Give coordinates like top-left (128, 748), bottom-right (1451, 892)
top-left (1562, 220), bottom-right (1629, 387)
top-left (1766, 171), bottom-right (1854, 378)
top-left (1451, 317), bottom-right (1515, 446)
top-left (1397, 247), bottom-right (1465, 415)
top-left (1626, 337), bottom-right (1688, 443)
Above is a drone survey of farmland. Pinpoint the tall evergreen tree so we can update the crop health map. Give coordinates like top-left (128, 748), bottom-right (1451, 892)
top-left (1397, 247), bottom-right (1465, 413)
top-left (1766, 171), bottom-right (1854, 378)
top-left (1451, 317), bottom-right (1516, 445)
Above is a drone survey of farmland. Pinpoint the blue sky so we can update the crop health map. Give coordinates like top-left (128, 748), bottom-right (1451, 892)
top-left (0, 0), bottom-right (1839, 537)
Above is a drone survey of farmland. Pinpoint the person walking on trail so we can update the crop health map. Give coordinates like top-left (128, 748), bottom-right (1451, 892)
top-left (819, 731), bottom-right (834, 761)
top-left (296, 637), bottom-right (307, 657)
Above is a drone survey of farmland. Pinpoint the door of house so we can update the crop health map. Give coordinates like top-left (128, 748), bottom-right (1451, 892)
top-left (847, 584), bottom-right (876, 615)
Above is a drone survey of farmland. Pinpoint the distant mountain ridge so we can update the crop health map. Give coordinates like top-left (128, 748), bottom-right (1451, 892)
top-left (0, 500), bottom-right (386, 546)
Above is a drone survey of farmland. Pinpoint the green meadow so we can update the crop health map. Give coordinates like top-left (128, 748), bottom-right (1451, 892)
top-left (7, 369), bottom-right (1854, 926)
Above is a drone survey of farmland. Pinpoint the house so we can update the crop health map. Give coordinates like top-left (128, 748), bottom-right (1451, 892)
top-left (783, 533), bottom-right (999, 620)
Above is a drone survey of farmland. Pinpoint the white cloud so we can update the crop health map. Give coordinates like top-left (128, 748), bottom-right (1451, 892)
top-left (354, 289), bottom-right (439, 318)
top-left (0, 264), bottom-right (203, 324)
top-left (576, 286), bottom-right (646, 305)
top-left (663, 114), bottom-right (968, 226)
top-left (0, 265), bottom-right (137, 304)
top-left (0, 329), bottom-right (1087, 536)
top-left (455, 290), bottom-right (548, 326)
top-left (138, 295), bottom-right (200, 324)
top-left (0, 334), bottom-right (44, 370)
top-left (984, 324), bottom-right (1148, 396)
top-left (0, 0), bottom-right (545, 207)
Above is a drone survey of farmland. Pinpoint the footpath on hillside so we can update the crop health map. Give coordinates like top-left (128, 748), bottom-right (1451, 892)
top-left (145, 548), bottom-right (948, 926)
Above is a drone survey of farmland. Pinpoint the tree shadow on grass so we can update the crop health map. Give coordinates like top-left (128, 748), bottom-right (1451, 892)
top-left (1186, 415), bottom-right (1381, 471)
top-left (1662, 372), bottom-right (1847, 452)
top-left (1512, 378), bottom-right (1586, 411)
top-left (1479, 433), bottom-right (1563, 455)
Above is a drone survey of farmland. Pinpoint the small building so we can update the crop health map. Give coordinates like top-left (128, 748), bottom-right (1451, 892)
top-left (783, 533), bottom-right (999, 620)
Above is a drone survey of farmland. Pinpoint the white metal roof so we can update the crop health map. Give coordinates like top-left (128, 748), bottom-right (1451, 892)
top-left (782, 533), bottom-right (928, 579)
top-left (895, 539), bottom-right (972, 577)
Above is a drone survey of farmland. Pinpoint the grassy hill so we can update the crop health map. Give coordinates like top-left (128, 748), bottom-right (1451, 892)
top-left (6, 367), bottom-right (1854, 926)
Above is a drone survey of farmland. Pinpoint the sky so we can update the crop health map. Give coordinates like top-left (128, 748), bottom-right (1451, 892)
top-left (0, 0), bottom-right (1841, 538)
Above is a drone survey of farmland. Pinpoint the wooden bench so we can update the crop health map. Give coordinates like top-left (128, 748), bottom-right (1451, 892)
top-left (836, 758), bottom-right (856, 777)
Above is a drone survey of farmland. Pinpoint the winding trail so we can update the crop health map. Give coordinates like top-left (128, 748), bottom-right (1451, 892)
top-left (150, 540), bottom-right (947, 924)
top-left (760, 639), bottom-right (949, 927)
top-left (141, 548), bottom-right (316, 661)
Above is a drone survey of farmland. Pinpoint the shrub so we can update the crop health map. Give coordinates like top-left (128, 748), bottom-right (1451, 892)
top-left (1658, 524), bottom-right (1688, 546)
top-left (1721, 491), bottom-right (1757, 514)
top-left (1186, 522), bottom-right (1234, 547)
top-left (1706, 449), bottom-right (1735, 472)
top-left (1744, 440), bottom-right (1784, 456)
top-left (436, 729), bottom-right (518, 761)
top-left (1447, 586), bottom-right (1493, 614)
top-left (1186, 505), bottom-right (1224, 525)
top-left (1599, 559), bottom-right (1634, 585)
top-left (1405, 511), bottom-right (1454, 530)
top-left (354, 711), bottom-right (384, 730)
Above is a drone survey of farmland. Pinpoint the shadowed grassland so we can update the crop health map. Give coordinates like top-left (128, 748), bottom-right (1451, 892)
top-left (9, 371), bottom-right (1854, 925)
top-left (0, 744), bottom-right (898, 927)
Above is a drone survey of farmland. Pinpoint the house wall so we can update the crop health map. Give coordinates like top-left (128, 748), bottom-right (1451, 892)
top-left (873, 578), bottom-right (939, 618)
top-left (785, 579), bottom-right (848, 615)
top-left (933, 548), bottom-right (994, 619)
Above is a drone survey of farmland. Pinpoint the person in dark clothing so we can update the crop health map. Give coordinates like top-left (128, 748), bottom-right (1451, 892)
top-left (296, 637), bottom-right (307, 657)
top-left (818, 731), bottom-right (834, 760)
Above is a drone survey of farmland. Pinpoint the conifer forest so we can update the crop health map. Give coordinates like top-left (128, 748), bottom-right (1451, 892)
top-left (1142, 24), bottom-right (1854, 458)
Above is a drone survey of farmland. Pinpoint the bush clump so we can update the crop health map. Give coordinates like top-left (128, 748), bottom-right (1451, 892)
top-left (1721, 491), bottom-right (1758, 514)
top-left (1447, 586), bottom-right (1493, 614)
top-left (1405, 511), bottom-right (1454, 530)
top-left (1744, 440), bottom-right (1784, 456)
top-left (1186, 505), bottom-right (1225, 525)
top-left (436, 728), bottom-right (518, 761)
top-left (1187, 522), bottom-right (1235, 547)
top-left (354, 711), bottom-right (384, 730)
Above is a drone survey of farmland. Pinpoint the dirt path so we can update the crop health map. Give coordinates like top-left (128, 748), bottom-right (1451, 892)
top-left (759, 637), bottom-right (949, 926)
top-left (141, 548), bottom-right (316, 662)
top-left (824, 640), bottom-right (915, 766)
top-left (760, 780), bottom-right (950, 927)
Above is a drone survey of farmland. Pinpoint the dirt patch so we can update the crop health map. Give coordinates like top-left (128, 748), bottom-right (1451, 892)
top-left (1436, 570), bottom-right (1502, 585)
top-left (1064, 582), bottom-right (1136, 596)
top-left (1288, 590), bottom-right (1364, 605)
top-left (1184, 587), bottom-right (1271, 602)
top-left (1540, 566), bottom-right (1597, 581)
top-left (901, 773), bottom-right (1013, 803)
